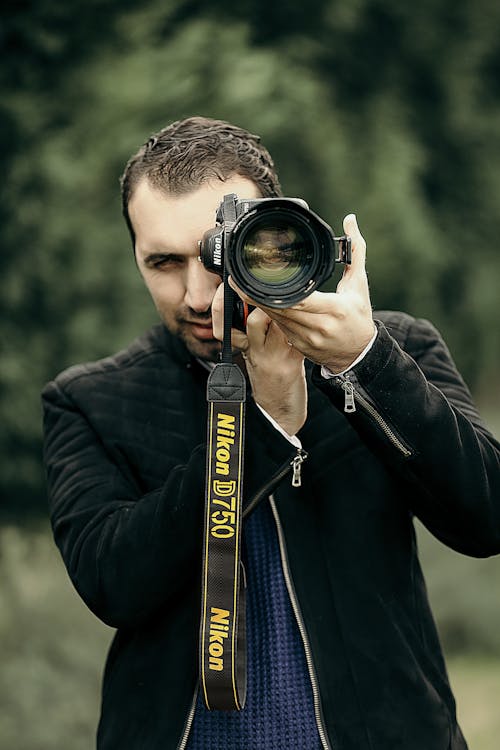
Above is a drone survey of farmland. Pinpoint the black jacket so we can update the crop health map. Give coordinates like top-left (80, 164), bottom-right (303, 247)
top-left (42, 311), bottom-right (500, 750)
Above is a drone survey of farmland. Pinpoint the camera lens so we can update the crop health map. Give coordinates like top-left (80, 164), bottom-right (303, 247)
top-left (227, 203), bottom-right (335, 308)
top-left (241, 223), bottom-right (311, 285)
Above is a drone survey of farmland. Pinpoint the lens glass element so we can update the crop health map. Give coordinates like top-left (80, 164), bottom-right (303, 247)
top-left (241, 223), bottom-right (312, 285)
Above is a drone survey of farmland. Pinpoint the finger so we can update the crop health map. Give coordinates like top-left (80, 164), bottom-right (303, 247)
top-left (269, 317), bottom-right (306, 350)
top-left (231, 329), bottom-right (249, 352)
top-left (341, 213), bottom-right (367, 285)
top-left (263, 317), bottom-right (295, 351)
top-left (212, 283), bottom-right (250, 351)
top-left (249, 295), bottom-right (345, 332)
top-left (211, 284), bottom-right (225, 341)
top-left (245, 307), bottom-right (272, 350)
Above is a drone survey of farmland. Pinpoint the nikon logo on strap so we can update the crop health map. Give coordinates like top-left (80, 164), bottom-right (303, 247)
top-left (214, 413), bottom-right (235, 476)
top-left (208, 607), bottom-right (230, 671)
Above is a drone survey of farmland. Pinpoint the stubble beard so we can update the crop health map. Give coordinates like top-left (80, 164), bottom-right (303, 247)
top-left (178, 326), bottom-right (221, 362)
top-left (162, 309), bottom-right (222, 363)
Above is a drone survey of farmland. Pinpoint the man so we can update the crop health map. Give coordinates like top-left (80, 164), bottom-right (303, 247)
top-left (42, 116), bottom-right (500, 749)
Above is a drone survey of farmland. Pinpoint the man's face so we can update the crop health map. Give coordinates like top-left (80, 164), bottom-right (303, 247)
top-left (129, 175), bottom-right (261, 361)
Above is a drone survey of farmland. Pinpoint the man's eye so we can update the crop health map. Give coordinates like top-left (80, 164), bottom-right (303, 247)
top-left (151, 256), bottom-right (183, 269)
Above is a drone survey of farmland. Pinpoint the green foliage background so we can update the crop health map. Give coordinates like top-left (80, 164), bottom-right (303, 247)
top-left (2, 0), bottom-right (499, 516)
top-left (1, 1), bottom-right (499, 746)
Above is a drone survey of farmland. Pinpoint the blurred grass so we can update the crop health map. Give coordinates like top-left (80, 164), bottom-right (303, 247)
top-left (448, 656), bottom-right (500, 750)
top-left (1, 520), bottom-right (499, 749)
top-left (0, 524), bottom-right (112, 750)
top-left (417, 521), bottom-right (500, 749)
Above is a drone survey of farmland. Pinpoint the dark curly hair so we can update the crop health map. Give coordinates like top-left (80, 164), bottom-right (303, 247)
top-left (120, 116), bottom-right (282, 243)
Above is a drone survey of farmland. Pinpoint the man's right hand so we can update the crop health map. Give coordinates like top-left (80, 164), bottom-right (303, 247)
top-left (212, 286), bottom-right (307, 437)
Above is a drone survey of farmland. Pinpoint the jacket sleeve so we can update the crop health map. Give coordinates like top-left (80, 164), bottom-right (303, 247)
top-left (42, 377), bottom-right (296, 630)
top-left (312, 315), bottom-right (500, 557)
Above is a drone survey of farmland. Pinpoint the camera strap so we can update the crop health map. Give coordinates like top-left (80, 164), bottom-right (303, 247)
top-left (200, 276), bottom-right (247, 710)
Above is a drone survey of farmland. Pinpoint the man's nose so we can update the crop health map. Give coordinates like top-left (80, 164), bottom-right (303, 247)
top-left (184, 258), bottom-right (221, 313)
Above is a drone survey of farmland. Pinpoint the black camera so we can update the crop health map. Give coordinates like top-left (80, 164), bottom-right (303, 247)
top-left (199, 194), bottom-right (351, 313)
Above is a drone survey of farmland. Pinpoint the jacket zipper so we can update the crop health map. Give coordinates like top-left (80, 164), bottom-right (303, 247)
top-left (243, 448), bottom-right (308, 518)
top-left (176, 686), bottom-right (198, 750)
top-left (269, 494), bottom-right (333, 750)
top-left (336, 374), bottom-right (412, 457)
top-left (291, 449), bottom-right (308, 487)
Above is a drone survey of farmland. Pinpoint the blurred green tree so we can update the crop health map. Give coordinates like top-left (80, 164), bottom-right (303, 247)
top-left (1, 0), bottom-right (499, 517)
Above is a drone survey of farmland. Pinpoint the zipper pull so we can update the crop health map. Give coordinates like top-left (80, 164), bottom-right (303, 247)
top-left (340, 378), bottom-right (356, 413)
top-left (291, 450), bottom-right (308, 487)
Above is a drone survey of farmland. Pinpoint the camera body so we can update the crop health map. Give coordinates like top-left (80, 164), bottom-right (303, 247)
top-left (200, 193), bottom-right (351, 310)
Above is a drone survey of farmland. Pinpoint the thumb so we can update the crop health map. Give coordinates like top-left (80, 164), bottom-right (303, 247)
top-left (341, 213), bottom-right (367, 282)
